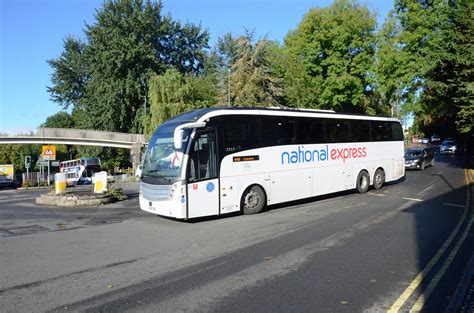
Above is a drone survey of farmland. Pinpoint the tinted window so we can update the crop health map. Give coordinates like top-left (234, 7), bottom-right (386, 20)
top-left (297, 117), bottom-right (326, 144)
top-left (262, 116), bottom-right (297, 146)
top-left (326, 119), bottom-right (350, 143)
top-left (391, 122), bottom-right (404, 141)
top-left (351, 120), bottom-right (371, 142)
top-left (222, 115), bottom-right (261, 154)
top-left (371, 121), bottom-right (391, 141)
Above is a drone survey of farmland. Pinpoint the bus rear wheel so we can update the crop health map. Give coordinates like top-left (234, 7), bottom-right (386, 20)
top-left (373, 168), bottom-right (385, 190)
top-left (241, 185), bottom-right (266, 215)
top-left (356, 171), bottom-right (370, 194)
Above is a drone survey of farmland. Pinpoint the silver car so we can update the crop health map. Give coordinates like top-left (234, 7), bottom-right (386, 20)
top-left (440, 140), bottom-right (458, 154)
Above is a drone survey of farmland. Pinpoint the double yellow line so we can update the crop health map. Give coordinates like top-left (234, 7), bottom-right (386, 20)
top-left (388, 169), bottom-right (473, 312)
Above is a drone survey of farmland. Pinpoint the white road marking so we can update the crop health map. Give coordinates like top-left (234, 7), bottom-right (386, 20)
top-left (402, 197), bottom-right (423, 202)
top-left (368, 193), bottom-right (386, 197)
top-left (442, 203), bottom-right (466, 208)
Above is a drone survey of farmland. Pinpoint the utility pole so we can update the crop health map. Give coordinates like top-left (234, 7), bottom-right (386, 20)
top-left (228, 68), bottom-right (231, 106)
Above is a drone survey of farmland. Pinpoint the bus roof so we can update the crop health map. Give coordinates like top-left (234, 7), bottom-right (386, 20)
top-left (164, 106), bottom-right (400, 126)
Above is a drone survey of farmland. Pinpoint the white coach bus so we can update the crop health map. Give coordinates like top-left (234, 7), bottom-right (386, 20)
top-left (139, 107), bottom-right (405, 219)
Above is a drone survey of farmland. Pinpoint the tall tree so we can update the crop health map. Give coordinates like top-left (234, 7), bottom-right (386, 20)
top-left (419, 0), bottom-right (473, 134)
top-left (48, 0), bottom-right (209, 134)
top-left (230, 31), bottom-right (283, 106)
top-left (282, 0), bottom-right (377, 113)
top-left (146, 69), bottom-right (217, 137)
top-left (379, 0), bottom-right (473, 136)
top-left (40, 112), bottom-right (75, 128)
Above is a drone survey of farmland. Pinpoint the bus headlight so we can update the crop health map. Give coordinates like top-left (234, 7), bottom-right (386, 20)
top-left (169, 183), bottom-right (179, 199)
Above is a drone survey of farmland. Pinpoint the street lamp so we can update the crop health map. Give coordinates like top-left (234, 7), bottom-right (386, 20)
top-left (228, 68), bottom-right (231, 106)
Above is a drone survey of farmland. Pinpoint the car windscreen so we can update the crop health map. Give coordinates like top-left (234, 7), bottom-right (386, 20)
top-left (405, 150), bottom-right (421, 157)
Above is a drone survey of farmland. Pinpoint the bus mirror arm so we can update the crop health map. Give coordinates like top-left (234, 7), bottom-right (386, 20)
top-left (173, 122), bottom-right (206, 149)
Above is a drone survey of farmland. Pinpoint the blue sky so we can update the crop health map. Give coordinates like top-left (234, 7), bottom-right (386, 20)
top-left (0, 0), bottom-right (392, 135)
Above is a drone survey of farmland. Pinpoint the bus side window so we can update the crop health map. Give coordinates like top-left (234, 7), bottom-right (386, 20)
top-left (326, 119), bottom-right (350, 143)
top-left (391, 122), bottom-right (404, 141)
top-left (371, 121), bottom-right (391, 141)
top-left (297, 117), bottom-right (326, 144)
top-left (262, 116), bottom-right (296, 146)
top-left (223, 116), bottom-right (261, 154)
top-left (351, 120), bottom-right (371, 142)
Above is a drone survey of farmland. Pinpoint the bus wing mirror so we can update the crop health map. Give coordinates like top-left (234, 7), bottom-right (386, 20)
top-left (174, 129), bottom-right (184, 150)
top-left (173, 122), bottom-right (206, 149)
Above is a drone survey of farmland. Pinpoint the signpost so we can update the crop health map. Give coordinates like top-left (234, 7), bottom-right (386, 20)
top-left (42, 146), bottom-right (56, 161)
top-left (42, 146), bottom-right (56, 186)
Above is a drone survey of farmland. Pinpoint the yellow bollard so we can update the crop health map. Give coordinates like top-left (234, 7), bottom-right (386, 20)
top-left (54, 173), bottom-right (66, 195)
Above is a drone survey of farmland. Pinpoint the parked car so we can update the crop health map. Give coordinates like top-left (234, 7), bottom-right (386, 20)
top-left (405, 147), bottom-right (435, 170)
top-left (440, 140), bottom-right (458, 154)
top-left (431, 135), bottom-right (440, 143)
top-left (421, 137), bottom-right (430, 144)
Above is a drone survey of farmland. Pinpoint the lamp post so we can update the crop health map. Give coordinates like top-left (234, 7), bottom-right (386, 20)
top-left (228, 68), bottom-right (231, 106)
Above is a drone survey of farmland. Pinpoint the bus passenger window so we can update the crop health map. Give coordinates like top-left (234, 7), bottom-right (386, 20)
top-left (262, 116), bottom-right (296, 146)
top-left (223, 116), bottom-right (261, 154)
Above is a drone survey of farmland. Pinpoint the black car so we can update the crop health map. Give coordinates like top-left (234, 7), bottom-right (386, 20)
top-left (405, 147), bottom-right (435, 170)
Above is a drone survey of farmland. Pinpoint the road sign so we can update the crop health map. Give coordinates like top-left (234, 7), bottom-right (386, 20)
top-left (42, 145), bottom-right (56, 161)
top-left (37, 161), bottom-right (60, 167)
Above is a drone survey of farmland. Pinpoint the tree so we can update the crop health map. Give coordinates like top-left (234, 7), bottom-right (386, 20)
top-left (47, 36), bottom-right (88, 110)
top-left (230, 31), bottom-right (283, 106)
top-left (146, 69), bottom-right (217, 137)
top-left (282, 0), bottom-right (377, 113)
top-left (48, 0), bottom-right (209, 134)
top-left (40, 112), bottom-right (75, 128)
top-left (379, 0), bottom-right (473, 136)
top-left (419, 0), bottom-right (473, 134)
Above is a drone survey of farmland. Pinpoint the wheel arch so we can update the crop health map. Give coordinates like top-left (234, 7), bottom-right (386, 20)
top-left (239, 183), bottom-right (268, 212)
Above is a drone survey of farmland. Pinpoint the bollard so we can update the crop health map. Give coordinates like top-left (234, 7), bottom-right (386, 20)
top-left (54, 173), bottom-right (66, 195)
top-left (93, 171), bottom-right (108, 194)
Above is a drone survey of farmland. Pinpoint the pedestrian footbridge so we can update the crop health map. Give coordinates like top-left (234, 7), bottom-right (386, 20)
top-left (0, 128), bottom-right (146, 169)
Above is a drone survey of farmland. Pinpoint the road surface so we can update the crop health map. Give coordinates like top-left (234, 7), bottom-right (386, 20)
top-left (0, 154), bottom-right (472, 312)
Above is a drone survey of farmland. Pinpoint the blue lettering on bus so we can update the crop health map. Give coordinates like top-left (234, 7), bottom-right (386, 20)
top-left (281, 145), bottom-right (329, 164)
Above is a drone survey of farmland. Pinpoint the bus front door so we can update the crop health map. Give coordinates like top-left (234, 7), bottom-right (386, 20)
top-left (186, 130), bottom-right (219, 218)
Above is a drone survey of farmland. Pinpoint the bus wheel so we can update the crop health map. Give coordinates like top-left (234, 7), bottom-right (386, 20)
top-left (356, 171), bottom-right (370, 193)
top-left (373, 168), bottom-right (385, 190)
top-left (241, 185), bottom-right (266, 215)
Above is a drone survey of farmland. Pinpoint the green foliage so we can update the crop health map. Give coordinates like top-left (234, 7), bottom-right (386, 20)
top-left (282, 0), bottom-right (377, 113)
top-left (146, 69), bottom-right (217, 137)
top-left (48, 0), bottom-right (209, 134)
top-left (47, 36), bottom-right (88, 110)
top-left (230, 31), bottom-right (283, 107)
top-left (0, 144), bottom-right (69, 172)
top-left (419, 0), bottom-right (473, 134)
top-left (379, 0), bottom-right (473, 135)
top-left (40, 111), bottom-right (75, 128)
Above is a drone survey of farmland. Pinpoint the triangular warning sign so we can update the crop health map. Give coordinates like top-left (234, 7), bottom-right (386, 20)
top-left (44, 147), bottom-right (54, 155)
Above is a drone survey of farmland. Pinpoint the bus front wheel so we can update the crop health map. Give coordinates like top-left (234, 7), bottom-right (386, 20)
top-left (241, 185), bottom-right (266, 215)
top-left (356, 171), bottom-right (370, 194)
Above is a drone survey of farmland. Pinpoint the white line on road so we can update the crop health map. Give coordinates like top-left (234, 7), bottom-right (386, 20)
top-left (442, 203), bottom-right (466, 208)
top-left (368, 193), bottom-right (386, 197)
top-left (402, 197), bottom-right (423, 202)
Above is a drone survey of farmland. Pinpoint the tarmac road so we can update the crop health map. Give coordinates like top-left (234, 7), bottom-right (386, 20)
top-left (0, 153), bottom-right (472, 312)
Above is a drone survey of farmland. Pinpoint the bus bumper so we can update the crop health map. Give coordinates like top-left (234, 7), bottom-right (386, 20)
top-left (139, 194), bottom-right (187, 219)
